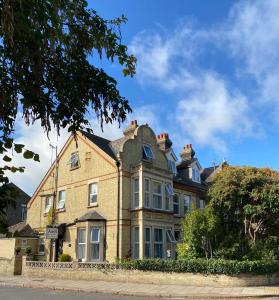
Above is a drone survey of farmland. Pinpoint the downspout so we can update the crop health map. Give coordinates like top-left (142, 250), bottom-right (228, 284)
top-left (116, 160), bottom-right (121, 261)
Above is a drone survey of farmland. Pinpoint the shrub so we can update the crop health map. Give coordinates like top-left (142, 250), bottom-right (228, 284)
top-left (25, 247), bottom-right (32, 255)
top-left (15, 247), bottom-right (21, 255)
top-left (119, 259), bottom-right (279, 275)
top-left (58, 253), bottom-right (72, 262)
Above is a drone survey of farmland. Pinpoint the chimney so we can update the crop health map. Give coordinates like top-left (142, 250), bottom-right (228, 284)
top-left (123, 120), bottom-right (138, 136)
top-left (180, 144), bottom-right (195, 161)
top-left (156, 133), bottom-right (172, 152)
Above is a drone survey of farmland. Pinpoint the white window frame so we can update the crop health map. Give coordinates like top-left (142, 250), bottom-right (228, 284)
top-left (133, 226), bottom-right (140, 259)
top-left (90, 227), bottom-right (100, 261)
top-left (38, 236), bottom-right (45, 255)
top-left (77, 228), bottom-right (86, 261)
top-left (144, 226), bottom-right (151, 258)
top-left (133, 178), bottom-right (139, 208)
top-left (44, 196), bottom-right (52, 213)
top-left (143, 144), bottom-right (154, 160)
top-left (57, 190), bottom-right (66, 210)
top-left (183, 195), bottom-right (190, 214)
top-left (153, 228), bottom-right (164, 258)
top-left (173, 194), bottom-right (180, 215)
top-left (144, 178), bottom-right (150, 208)
top-left (166, 229), bottom-right (176, 243)
top-left (89, 183), bottom-right (98, 206)
top-left (152, 181), bottom-right (163, 210)
top-left (68, 152), bottom-right (80, 169)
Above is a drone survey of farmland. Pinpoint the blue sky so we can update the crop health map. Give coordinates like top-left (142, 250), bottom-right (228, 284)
top-left (8, 0), bottom-right (279, 194)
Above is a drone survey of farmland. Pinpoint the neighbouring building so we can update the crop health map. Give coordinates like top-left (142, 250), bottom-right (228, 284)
top-left (27, 121), bottom-right (213, 262)
top-left (5, 183), bottom-right (30, 226)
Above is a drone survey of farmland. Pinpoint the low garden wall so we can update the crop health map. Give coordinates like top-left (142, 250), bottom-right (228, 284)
top-left (0, 256), bottom-right (22, 275)
top-left (22, 257), bottom-right (279, 287)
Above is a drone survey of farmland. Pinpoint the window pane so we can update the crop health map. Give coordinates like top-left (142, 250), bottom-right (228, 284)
top-left (59, 191), bottom-right (65, 201)
top-left (91, 228), bottom-right (100, 242)
top-left (144, 244), bottom-right (151, 258)
top-left (144, 179), bottom-right (150, 191)
top-left (145, 227), bottom-right (151, 242)
top-left (154, 229), bottom-right (163, 242)
top-left (153, 195), bottom-right (162, 209)
top-left (153, 182), bottom-right (161, 194)
top-left (91, 244), bottom-right (100, 260)
top-left (144, 193), bottom-right (150, 207)
top-left (134, 178), bottom-right (139, 192)
top-left (154, 244), bottom-right (163, 258)
top-left (133, 227), bottom-right (139, 242)
top-left (78, 229), bottom-right (86, 243)
top-left (134, 244), bottom-right (139, 259)
top-left (143, 145), bottom-right (153, 160)
top-left (78, 244), bottom-right (85, 259)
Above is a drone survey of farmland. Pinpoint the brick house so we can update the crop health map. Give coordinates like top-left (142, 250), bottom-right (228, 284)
top-left (27, 121), bottom-right (212, 262)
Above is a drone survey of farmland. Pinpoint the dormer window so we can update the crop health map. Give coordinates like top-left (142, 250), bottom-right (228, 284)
top-left (69, 152), bottom-right (80, 169)
top-left (168, 160), bottom-right (177, 174)
top-left (143, 145), bottom-right (154, 161)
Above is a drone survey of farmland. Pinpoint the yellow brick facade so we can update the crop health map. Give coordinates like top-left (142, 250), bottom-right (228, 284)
top-left (27, 123), bottom-right (206, 262)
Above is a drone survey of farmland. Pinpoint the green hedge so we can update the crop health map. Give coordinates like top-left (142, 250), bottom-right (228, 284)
top-left (119, 259), bottom-right (279, 275)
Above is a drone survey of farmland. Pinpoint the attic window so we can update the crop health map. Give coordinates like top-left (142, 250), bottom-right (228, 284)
top-left (143, 145), bottom-right (154, 161)
top-left (68, 152), bottom-right (80, 169)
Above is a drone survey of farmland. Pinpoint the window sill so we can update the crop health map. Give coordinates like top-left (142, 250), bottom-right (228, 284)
top-left (88, 203), bottom-right (98, 208)
top-left (142, 159), bottom-right (153, 164)
top-left (56, 209), bottom-right (66, 213)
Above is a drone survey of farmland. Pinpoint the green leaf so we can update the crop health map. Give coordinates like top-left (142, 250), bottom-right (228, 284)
top-left (14, 144), bottom-right (25, 153)
top-left (23, 150), bottom-right (34, 159)
top-left (4, 138), bottom-right (13, 149)
top-left (33, 154), bottom-right (40, 162)
top-left (3, 155), bottom-right (12, 162)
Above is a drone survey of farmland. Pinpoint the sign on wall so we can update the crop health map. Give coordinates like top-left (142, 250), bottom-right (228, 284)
top-left (45, 227), bottom-right (58, 239)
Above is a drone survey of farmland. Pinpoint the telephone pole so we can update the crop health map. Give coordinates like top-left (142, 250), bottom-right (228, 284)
top-left (49, 144), bottom-right (58, 262)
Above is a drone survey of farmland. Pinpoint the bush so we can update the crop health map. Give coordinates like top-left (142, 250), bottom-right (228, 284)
top-left (58, 253), bottom-right (72, 262)
top-left (25, 247), bottom-right (32, 255)
top-left (119, 259), bottom-right (279, 275)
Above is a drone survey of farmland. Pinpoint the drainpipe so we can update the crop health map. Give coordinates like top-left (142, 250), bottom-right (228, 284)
top-left (116, 160), bottom-right (121, 261)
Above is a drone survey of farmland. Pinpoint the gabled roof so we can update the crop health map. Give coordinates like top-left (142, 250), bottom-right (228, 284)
top-left (76, 211), bottom-right (106, 223)
top-left (8, 221), bottom-right (37, 237)
top-left (81, 130), bottom-right (117, 160)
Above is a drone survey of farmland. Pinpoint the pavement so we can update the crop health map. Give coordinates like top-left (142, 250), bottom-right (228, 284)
top-left (0, 275), bottom-right (279, 299)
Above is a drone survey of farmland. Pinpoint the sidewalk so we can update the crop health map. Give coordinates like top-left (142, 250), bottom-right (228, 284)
top-left (0, 275), bottom-right (279, 298)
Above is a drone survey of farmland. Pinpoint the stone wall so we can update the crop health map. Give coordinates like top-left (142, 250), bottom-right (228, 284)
top-left (22, 258), bottom-right (279, 287)
top-left (0, 256), bottom-right (22, 275)
top-left (0, 238), bottom-right (16, 259)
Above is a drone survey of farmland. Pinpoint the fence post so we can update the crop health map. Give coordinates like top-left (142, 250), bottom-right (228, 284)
top-left (72, 259), bottom-right (79, 270)
top-left (12, 255), bottom-right (23, 275)
top-left (21, 256), bottom-right (27, 275)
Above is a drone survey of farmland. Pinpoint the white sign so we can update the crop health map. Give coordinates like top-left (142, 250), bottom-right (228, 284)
top-left (45, 227), bottom-right (58, 239)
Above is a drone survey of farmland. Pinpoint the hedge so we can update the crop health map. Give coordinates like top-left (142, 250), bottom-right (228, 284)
top-left (119, 259), bottom-right (279, 275)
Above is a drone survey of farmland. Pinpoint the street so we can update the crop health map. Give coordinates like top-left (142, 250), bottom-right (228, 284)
top-left (0, 286), bottom-right (158, 300)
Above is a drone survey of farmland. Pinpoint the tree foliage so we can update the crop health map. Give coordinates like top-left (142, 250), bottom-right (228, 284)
top-left (0, 0), bottom-right (136, 185)
top-left (209, 166), bottom-right (279, 245)
top-left (177, 207), bottom-right (220, 259)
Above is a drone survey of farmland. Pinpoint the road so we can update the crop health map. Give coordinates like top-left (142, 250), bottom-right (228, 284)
top-left (0, 286), bottom-right (169, 300)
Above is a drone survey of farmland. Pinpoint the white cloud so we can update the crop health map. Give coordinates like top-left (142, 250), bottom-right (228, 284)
top-left (176, 72), bottom-right (257, 152)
